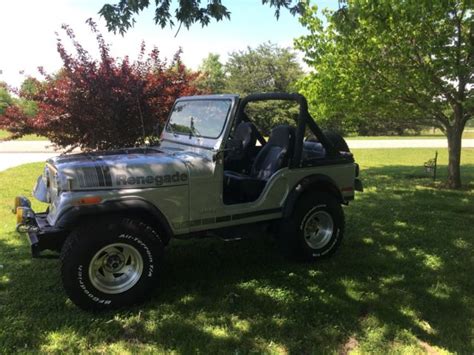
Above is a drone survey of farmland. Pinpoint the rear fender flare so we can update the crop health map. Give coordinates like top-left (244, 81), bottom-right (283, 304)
top-left (283, 174), bottom-right (343, 218)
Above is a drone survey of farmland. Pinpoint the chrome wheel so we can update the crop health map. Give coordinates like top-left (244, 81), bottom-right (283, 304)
top-left (303, 210), bottom-right (334, 249)
top-left (88, 243), bottom-right (143, 294)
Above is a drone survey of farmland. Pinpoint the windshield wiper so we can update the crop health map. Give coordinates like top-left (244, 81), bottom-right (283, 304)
top-left (189, 116), bottom-right (203, 138)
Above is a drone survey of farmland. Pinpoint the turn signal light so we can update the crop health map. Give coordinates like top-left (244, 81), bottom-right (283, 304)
top-left (14, 196), bottom-right (21, 211)
top-left (73, 196), bottom-right (103, 206)
top-left (12, 196), bottom-right (31, 214)
top-left (16, 207), bottom-right (26, 225)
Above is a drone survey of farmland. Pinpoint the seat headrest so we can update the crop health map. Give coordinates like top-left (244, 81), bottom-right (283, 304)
top-left (234, 122), bottom-right (256, 147)
top-left (268, 125), bottom-right (295, 148)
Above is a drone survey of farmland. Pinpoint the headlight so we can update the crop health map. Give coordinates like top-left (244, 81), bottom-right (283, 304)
top-left (42, 166), bottom-right (50, 187)
top-left (53, 172), bottom-right (73, 193)
top-left (55, 172), bottom-right (61, 192)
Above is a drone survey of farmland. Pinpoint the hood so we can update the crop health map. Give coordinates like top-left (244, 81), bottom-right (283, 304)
top-left (47, 147), bottom-right (190, 191)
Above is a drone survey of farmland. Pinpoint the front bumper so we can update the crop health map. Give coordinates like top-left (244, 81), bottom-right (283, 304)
top-left (13, 197), bottom-right (68, 257)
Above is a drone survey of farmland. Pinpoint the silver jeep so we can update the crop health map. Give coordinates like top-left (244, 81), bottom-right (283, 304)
top-left (13, 93), bottom-right (362, 310)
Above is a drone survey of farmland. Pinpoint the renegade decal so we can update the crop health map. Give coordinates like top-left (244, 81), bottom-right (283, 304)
top-left (116, 172), bottom-right (188, 186)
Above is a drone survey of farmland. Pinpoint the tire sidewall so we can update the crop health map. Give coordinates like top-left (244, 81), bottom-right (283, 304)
top-left (297, 203), bottom-right (342, 259)
top-left (281, 192), bottom-right (344, 261)
top-left (62, 219), bottom-right (163, 310)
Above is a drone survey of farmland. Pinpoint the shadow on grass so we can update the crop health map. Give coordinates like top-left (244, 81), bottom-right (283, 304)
top-left (0, 165), bottom-right (473, 353)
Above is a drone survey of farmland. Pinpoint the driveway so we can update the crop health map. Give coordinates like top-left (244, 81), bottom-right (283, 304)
top-left (0, 153), bottom-right (58, 171)
top-left (0, 141), bottom-right (79, 172)
top-left (0, 140), bottom-right (65, 153)
top-left (0, 141), bottom-right (64, 172)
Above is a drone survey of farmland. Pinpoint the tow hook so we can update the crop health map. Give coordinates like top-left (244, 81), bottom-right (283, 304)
top-left (16, 223), bottom-right (40, 234)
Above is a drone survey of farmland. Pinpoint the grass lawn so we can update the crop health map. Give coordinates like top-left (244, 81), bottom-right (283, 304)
top-left (0, 148), bottom-right (473, 353)
top-left (0, 130), bottom-right (47, 141)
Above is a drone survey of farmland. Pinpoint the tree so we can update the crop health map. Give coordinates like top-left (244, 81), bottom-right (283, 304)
top-left (0, 83), bottom-right (13, 116)
top-left (195, 53), bottom-right (226, 93)
top-left (0, 81), bottom-right (39, 139)
top-left (0, 21), bottom-right (200, 150)
top-left (99, 0), bottom-right (305, 35)
top-left (296, 1), bottom-right (473, 188)
top-left (296, 29), bottom-right (424, 136)
top-left (225, 42), bottom-right (304, 134)
top-left (226, 42), bottom-right (303, 94)
top-left (19, 77), bottom-right (42, 99)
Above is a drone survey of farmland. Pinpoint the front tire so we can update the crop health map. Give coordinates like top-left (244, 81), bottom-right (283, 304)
top-left (60, 218), bottom-right (164, 311)
top-left (279, 192), bottom-right (344, 261)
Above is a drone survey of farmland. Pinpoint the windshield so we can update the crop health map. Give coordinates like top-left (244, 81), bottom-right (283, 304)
top-left (166, 99), bottom-right (232, 139)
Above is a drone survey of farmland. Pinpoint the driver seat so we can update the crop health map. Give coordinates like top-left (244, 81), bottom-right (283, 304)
top-left (224, 122), bottom-right (257, 173)
top-left (224, 125), bottom-right (295, 203)
top-left (234, 122), bottom-right (257, 155)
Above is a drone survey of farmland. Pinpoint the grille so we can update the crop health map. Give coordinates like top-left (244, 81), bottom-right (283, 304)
top-left (76, 165), bottom-right (113, 188)
top-left (77, 167), bottom-right (101, 188)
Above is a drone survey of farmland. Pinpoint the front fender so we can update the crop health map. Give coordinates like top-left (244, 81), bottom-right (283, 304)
top-left (55, 198), bottom-right (173, 245)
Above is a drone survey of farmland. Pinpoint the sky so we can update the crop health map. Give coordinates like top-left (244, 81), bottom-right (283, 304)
top-left (0, 0), bottom-right (337, 88)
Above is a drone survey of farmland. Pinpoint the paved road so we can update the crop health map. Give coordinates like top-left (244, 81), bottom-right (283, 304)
top-left (1, 139), bottom-right (474, 172)
top-left (0, 153), bottom-right (58, 172)
top-left (0, 140), bottom-right (76, 153)
top-left (0, 141), bottom-right (78, 172)
top-left (346, 138), bottom-right (474, 149)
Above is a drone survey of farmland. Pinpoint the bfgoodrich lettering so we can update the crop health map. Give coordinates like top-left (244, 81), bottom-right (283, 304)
top-left (116, 172), bottom-right (188, 186)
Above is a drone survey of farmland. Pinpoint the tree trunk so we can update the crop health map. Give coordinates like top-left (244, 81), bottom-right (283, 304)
top-left (446, 124), bottom-right (463, 189)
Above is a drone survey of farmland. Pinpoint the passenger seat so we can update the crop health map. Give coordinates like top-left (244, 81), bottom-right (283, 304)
top-left (224, 125), bottom-right (295, 203)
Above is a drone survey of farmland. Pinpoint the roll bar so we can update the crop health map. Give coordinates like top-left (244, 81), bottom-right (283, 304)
top-left (237, 93), bottom-right (339, 168)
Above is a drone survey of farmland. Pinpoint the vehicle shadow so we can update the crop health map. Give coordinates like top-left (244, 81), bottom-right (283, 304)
top-left (0, 164), bottom-right (473, 353)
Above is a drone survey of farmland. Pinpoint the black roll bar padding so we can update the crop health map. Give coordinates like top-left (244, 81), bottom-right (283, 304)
top-left (237, 93), bottom-right (339, 167)
top-left (293, 97), bottom-right (306, 168)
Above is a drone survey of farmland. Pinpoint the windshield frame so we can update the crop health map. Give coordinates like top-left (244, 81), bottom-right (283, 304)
top-left (165, 98), bottom-right (233, 140)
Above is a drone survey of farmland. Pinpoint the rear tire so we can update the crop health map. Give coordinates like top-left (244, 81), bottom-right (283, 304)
top-left (279, 192), bottom-right (344, 261)
top-left (60, 217), bottom-right (164, 311)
